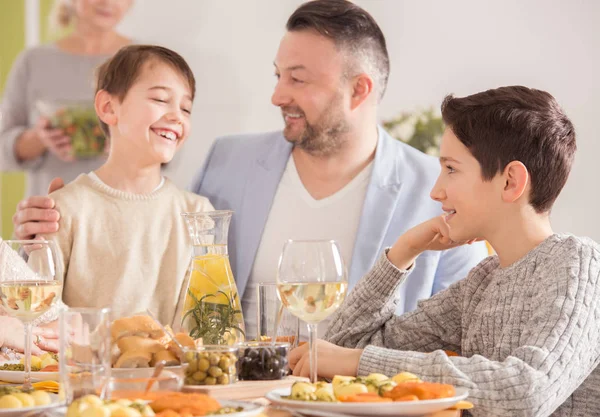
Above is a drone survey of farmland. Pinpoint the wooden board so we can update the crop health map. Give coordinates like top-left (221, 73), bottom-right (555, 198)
top-left (182, 376), bottom-right (308, 400)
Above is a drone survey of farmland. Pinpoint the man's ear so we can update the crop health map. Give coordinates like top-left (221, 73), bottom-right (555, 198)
top-left (94, 90), bottom-right (118, 128)
top-left (501, 161), bottom-right (529, 203)
top-left (350, 73), bottom-right (374, 111)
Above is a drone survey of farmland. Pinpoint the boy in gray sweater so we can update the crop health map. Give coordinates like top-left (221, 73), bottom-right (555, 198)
top-left (289, 86), bottom-right (599, 417)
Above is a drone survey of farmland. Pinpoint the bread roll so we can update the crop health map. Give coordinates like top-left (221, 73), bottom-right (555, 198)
top-left (117, 335), bottom-right (163, 354)
top-left (114, 349), bottom-right (152, 368)
top-left (168, 333), bottom-right (195, 350)
top-left (154, 325), bottom-right (175, 346)
top-left (111, 315), bottom-right (165, 341)
top-left (151, 349), bottom-right (180, 367)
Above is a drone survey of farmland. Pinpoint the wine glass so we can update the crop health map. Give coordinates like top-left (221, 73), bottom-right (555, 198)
top-left (276, 240), bottom-right (348, 382)
top-left (0, 240), bottom-right (63, 390)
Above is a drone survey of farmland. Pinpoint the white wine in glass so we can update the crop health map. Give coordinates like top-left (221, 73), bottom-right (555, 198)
top-left (0, 240), bottom-right (63, 391)
top-left (276, 240), bottom-right (347, 383)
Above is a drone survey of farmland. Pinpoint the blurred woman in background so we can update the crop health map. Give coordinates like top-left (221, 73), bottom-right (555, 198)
top-left (0, 0), bottom-right (133, 198)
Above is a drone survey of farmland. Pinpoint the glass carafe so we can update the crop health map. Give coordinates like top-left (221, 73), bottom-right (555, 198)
top-left (180, 210), bottom-right (245, 345)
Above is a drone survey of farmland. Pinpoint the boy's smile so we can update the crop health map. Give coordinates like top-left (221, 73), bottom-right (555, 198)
top-left (106, 61), bottom-right (193, 165)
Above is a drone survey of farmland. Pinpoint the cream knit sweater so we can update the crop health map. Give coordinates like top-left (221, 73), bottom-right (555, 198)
top-left (47, 174), bottom-right (214, 325)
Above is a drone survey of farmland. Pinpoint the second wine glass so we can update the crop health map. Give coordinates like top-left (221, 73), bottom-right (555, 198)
top-left (276, 240), bottom-right (348, 383)
top-left (0, 240), bottom-right (63, 391)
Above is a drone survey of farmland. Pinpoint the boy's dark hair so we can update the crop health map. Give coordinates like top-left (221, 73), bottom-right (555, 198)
top-left (441, 86), bottom-right (576, 213)
top-left (95, 45), bottom-right (195, 137)
top-left (287, 0), bottom-right (389, 102)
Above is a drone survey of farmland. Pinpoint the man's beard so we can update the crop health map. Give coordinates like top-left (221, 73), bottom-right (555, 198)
top-left (281, 93), bottom-right (350, 157)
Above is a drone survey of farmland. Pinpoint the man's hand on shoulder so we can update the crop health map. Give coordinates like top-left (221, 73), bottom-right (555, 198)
top-left (12, 178), bottom-right (65, 240)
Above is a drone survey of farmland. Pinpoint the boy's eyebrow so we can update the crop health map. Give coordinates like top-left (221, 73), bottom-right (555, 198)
top-left (439, 156), bottom-right (461, 164)
top-left (148, 86), bottom-right (192, 101)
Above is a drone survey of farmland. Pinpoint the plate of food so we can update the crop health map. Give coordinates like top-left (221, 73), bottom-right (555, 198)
top-left (0, 353), bottom-right (60, 383)
top-left (0, 315), bottom-right (193, 384)
top-left (66, 392), bottom-right (264, 417)
top-left (0, 387), bottom-right (60, 417)
top-left (265, 372), bottom-right (471, 417)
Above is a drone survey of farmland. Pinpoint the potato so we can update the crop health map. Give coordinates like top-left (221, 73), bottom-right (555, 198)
top-left (290, 382), bottom-right (317, 400)
top-left (13, 393), bottom-right (35, 407)
top-left (334, 382), bottom-right (369, 399)
top-left (31, 390), bottom-right (52, 406)
top-left (110, 407), bottom-right (142, 417)
top-left (67, 401), bottom-right (87, 417)
top-left (392, 372), bottom-right (421, 384)
top-left (20, 355), bottom-right (42, 369)
top-left (41, 355), bottom-right (59, 369)
top-left (366, 373), bottom-right (389, 383)
top-left (315, 384), bottom-right (336, 402)
top-left (0, 395), bottom-right (23, 409)
top-left (332, 375), bottom-right (355, 387)
top-left (81, 405), bottom-right (111, 417)
top-left (81, 395), bottom-right (104, 407)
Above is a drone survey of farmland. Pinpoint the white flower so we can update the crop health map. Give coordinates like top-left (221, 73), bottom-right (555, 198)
top-left (426, 146), bottom-right (439, 156)
top-left (391, 119), bottom-right (415, 142)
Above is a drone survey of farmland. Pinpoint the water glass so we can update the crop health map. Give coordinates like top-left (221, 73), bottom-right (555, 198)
top-left (257, 282), bottom-right (300, 347)
top-left (59, 307), bottom-right (111, 404)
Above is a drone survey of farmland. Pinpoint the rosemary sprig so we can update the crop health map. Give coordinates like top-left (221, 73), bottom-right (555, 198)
top-left (182, 288), bottom-right (245, 344)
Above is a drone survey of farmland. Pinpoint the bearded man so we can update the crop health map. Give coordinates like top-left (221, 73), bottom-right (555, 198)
top-left (192, 0), bottom-right (487, 337)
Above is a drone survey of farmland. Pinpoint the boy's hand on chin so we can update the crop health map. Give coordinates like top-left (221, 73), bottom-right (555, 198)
top-left (388, 216), bottom-right (480, 270)
top-left (289, 340), bottom-right (363, 379)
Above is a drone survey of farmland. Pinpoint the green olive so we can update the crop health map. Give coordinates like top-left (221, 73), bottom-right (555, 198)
top-left (184, 351), bottom-right (195, 363)
top-left (186, 360), bottom-right (198, 373)
top-left (204, 376), bottom-right (217, 385)
top-left (192, 371), bottom-right (207, 381)
top-left (218, 357), bottom-right (231, 370)
top-left (208, 366), bottom-right (223, 378)
top-left (217, 374), bottom-right (230, 385)
top-left (198, 358), bottom-right (210, 372)
top-left (184, 376), bottom-right (195, 385)
top-left (209, 354), bottom-right (220, 366)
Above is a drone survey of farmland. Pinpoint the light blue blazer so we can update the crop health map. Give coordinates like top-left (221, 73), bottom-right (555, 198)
top-left (190, 127), bottom-right (488, 313)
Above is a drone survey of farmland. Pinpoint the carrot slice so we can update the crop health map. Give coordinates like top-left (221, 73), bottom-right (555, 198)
top-left (39, 364), bottom-right (59, 372)
top-left (338, 393), bottom-right (393, 403)
top-left (393, 394), bottom-right (419, 402)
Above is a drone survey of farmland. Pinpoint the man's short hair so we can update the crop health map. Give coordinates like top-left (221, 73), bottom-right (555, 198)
top-left (95, 45), bottom-right (195, 137)
top-left (287, 0), bottom-right (389, 102)
top-left (441, 86), bottom-right (576, 213)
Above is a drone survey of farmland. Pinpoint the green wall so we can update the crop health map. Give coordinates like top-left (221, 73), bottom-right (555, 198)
top-left (0, 0), bottom-right (57, 239)
top-left (0, 1), bottom-right (26, 239)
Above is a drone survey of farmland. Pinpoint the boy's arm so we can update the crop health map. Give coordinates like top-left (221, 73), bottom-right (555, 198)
top-left (326, 215), bottom-right (475, 352)
top-left (357, 241), bottom-right (600, 417)
top-left (325, 250), bottom-right (467, 353)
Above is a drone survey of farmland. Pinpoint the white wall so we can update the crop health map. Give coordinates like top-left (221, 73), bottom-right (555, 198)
top-left (118, 0), bottom-right (600, 240)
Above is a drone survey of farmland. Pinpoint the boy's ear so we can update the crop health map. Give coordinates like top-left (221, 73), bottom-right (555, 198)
top-left (94, 90), bottom-right (118, 128)
top-left (501, 161), bottom-right (529, 204)
top-left (350, 73), bottom-right (374, 111)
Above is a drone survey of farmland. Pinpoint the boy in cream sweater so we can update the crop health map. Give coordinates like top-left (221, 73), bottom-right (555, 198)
top-left (44, 45), bottom-right (213, 326)
top-left (290, 86), bottom-right (600, 416)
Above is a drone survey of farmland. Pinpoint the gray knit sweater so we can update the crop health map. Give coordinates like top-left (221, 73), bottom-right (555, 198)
top-left (325, 234), bottom-right (600, 417)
